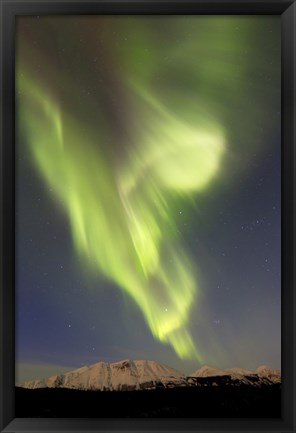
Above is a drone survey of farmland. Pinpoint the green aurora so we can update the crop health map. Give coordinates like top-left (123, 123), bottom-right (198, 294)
top-left (16, 16), bottom-right (280, 361)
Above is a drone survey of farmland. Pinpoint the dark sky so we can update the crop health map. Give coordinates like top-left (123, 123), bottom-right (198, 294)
top-left (15, 16), bottom-right (280, 381)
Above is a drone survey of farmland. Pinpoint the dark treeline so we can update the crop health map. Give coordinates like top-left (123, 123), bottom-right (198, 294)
top-left (15, 385), bottom-right (281, 418)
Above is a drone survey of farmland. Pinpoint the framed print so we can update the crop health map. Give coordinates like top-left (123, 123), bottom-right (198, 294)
top-left (0, 0), bottom-right (295, 432)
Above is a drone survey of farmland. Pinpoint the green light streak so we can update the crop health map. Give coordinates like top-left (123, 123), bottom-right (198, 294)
top-left (17, 67), bottom-right (225, 360)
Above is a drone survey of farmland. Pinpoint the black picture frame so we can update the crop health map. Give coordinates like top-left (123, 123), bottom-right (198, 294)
top-left (0, 0), bottom-right (295, 432)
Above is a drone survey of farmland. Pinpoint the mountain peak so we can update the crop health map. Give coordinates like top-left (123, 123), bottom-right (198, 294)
top-left (19, 359), bottom-right (186, 391)
top-left (190, 365), bottom-right (226, 377)
top-left (255, 365), bottom-right (281, 381)
top-left (18, 360), bottom-right (281, 391)
top-left (256, 365), bottom-right (274, 372)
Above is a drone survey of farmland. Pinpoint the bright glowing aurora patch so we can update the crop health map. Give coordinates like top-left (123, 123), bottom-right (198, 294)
top-left (16, 16), bottom-right (280, 363)
top-left (17, 69), bottom-right (224, 360)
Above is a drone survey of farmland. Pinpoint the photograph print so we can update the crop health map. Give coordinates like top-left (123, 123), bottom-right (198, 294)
top-left (15, 15), bottom-right (281, 418)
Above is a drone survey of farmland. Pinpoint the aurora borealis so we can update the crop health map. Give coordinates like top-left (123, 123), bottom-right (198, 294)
top-left (15, 16), bottom-right (281, 380)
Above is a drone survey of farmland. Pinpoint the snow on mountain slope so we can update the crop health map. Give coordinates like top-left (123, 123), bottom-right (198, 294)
top-left (190, 365), bottom-right (227, 377)
top-left (189, 364), bottom-right (281, 386)
top-left (225, 367), bottom-right (254, 376)
top-left (19, 361), bottom-right (281, 391)
top-left (20, 379), bottom-right (48, 389)
top-left (255, 365), bottom-right (281, 383)
top-left (224, 367), bottom-right (259, 384)
top-left (20, 360), bottom-right (186, 391)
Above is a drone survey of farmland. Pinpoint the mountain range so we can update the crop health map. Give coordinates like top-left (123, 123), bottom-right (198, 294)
top-left (18, 359), bottom-right (281, 391)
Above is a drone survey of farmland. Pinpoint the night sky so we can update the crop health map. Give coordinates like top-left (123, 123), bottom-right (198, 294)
top-left (15, 16), bottom-right (281, 382)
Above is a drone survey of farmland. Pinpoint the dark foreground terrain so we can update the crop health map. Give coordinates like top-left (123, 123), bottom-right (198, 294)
top-left (16, 385), bottom-right (281, 418)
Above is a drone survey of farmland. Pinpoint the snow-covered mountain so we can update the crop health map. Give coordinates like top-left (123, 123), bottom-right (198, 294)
top-left (19, 360), bottom-right (281, 391)
top-left (19, 360), bottom-right (187, 391)
top-left (255, 365), bottom-right (281, 384)
top-left (191, 365), bottom-right (226, 377)
top-left (189, 364), bottom-right (281, 387)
